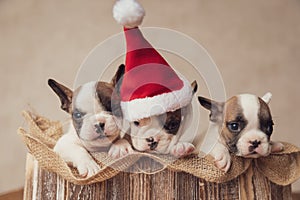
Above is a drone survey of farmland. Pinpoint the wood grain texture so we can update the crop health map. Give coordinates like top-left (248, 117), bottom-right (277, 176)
top-left (24, 155), bottom-right (292, 200)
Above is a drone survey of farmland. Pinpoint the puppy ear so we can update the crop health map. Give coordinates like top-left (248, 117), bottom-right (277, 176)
top-left (191, 80), bottom-right (198, 94)
top-left (109, 64), bottom-right (125, 118)
top-left (261, 92), bottom-right (272, 104)
top-left (111, 64), bottom-right (125, 88)
top-left (48, 79), bottom-right (73, 113)
top-left (198, 96), bottom-right (224, 122)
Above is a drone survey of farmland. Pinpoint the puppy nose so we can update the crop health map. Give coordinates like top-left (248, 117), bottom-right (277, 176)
top-left (146, 137), bottom-right (154, 143)
top-left (99, 122), bottom-right (105, 129)
top-left (250, 140), bottom-right (261, 148)
top-left (146, 137), bottom-right (158, 150)
top-left (149, 142), bottom-right (158, 150)
top-left (95, 122), bottom-right (105, 134)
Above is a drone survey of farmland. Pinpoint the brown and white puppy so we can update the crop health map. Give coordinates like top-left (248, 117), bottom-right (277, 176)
top-left (129, 81), bottom-right (198, 157)
top-left (48, 64), bottom-right (133, 177)
top-left (198, 93), bottom-right (284, 172)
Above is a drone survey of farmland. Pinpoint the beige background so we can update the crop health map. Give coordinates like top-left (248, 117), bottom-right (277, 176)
top-left (1, 0), bottom-right (300, 194)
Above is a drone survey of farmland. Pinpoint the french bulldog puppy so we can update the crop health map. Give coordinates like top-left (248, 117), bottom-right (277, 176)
top-left (198, 93), bottom-right (284, 172)
top-left (48, 64), bottom-right (133, 177)
top-left (129, 81), bottom-right (198, 157)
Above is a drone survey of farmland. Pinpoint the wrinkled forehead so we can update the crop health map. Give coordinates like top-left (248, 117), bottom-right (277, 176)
top-left (73, 81), bottom-right (98, 112)
top-left (239, 94), bottom-right (260, 124)
top-left (224, 94), bottom-right (271, 123)
top-left (136, 109), bottom-right (182, 126)
top-left (224, 96), bottom-right (244, 122)
top-left (72, 81), bottom-right (114, 112)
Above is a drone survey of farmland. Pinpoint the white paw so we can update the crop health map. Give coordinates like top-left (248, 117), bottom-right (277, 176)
top-left (213, 150), bottom-right (231, 172)
top-left (210, 142), bottom-right (231, 172)
top-left (170, 142), bottom-right (195, 158)
top-left (271, 141), bottom-right (284, 153)
top-left (108, 139), bottom-right (134, 159)
top-left (75, 157), bottom-right (100, 178)
top-left (53, 133), bottom-right (101, 177)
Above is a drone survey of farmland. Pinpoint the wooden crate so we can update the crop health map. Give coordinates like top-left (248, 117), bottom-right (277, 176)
top-left (24, 154), bottom-right (292, 200)
top-left (20, 112), bottom-right (299, 200)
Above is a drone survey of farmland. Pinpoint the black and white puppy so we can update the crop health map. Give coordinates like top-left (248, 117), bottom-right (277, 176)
top-left (129, 81), bottom-right (198, 157)
top-left (198, 93), bottom-right (284, 172)
top-left (48, 64), bottom-right (133, 177)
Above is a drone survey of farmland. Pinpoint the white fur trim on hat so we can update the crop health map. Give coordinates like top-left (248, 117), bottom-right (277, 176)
top-left (121, 76), bottom-right (193, 121)
top-left (113, 0), bottom-right (145, 28)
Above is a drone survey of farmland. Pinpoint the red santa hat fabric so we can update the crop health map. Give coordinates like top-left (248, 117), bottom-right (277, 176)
top-left (113, 0), bottom-right (193, 121)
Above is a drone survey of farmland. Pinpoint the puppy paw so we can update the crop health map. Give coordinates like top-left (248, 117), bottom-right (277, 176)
top-left (271, 141), bottom-right (284, 153)
top-left (213, 150), bottom-right (231, 172)
top-left (170, 142), bottom-right (195, 158)
top-left (53, 133), bottom-right (100, 178)
top-left (108, 139), bottom-right (134, 159)
top-left (211, 143), bottom-right (231, 172)
top-left (76, 158), bottom-right (100, 178)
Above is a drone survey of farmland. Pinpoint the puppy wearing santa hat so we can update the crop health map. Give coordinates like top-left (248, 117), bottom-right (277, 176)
top-left (112, 0), bottom-right (198, 157)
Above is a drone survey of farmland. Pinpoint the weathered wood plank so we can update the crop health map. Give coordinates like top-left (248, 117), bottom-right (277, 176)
top-left (252, 162), bottom-right (271, 200)
top-left (239, 162), bottom-right (255, 200)
top-left (270, 181), bottom-right (292, 200)
top-left (24, 154), bottom-right (34, 200)
top-left (24, 154), bottom-right (292, 200)
top-left (40, 169), bottom-right (57, 199)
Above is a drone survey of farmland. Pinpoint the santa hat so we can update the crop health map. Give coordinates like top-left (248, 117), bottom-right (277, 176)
top-left (113, 0), bottom-right (193, 121)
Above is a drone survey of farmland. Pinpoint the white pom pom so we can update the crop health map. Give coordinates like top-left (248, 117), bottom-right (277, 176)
top-left (113, 0), bottom-right (145, 28)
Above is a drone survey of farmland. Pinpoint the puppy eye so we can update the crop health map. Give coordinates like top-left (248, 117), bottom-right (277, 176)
top-left (266, 125), bottom-right (273, 135)
top-left (164, 121), bottom-right (180, 131)
top-left (164, 120), bottom-right (180, 134)
top-left (227, 122), bottom-right (240, 133)
top-left (133, 121), bottom-right (140, 126)
top-left (266, 122), bottom-right (273, 136)
top-left (73, 111), bottom-right (83, 119)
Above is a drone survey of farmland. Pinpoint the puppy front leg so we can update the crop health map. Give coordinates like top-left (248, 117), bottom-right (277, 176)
top-left (170, 142), bottom-right (195, 158)
top-left (54, 133), bottom-right (100, 177)
top-left (210, 141), bottom-right (231, 172)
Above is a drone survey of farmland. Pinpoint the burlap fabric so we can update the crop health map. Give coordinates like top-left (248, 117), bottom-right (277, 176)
top-left (18, 111), bottom-right (300, 186)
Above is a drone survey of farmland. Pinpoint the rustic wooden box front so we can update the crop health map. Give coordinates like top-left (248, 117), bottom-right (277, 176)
top-left (24, 154), bottom-right (291, 200)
